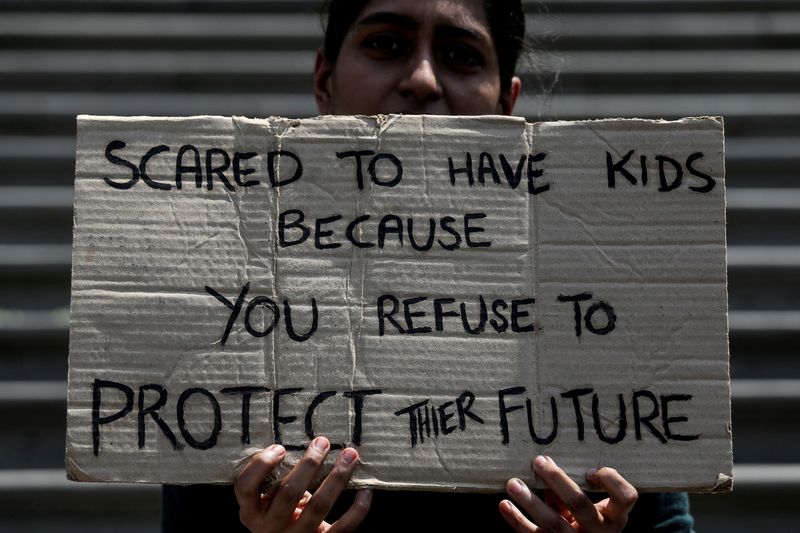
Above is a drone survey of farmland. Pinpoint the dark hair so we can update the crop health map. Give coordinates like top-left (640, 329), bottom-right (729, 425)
top-left (321, 0), bottom-right (526, 91)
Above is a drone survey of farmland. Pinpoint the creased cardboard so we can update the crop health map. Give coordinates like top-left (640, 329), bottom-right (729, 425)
top-left (66, 115), bottom-right (732, 492)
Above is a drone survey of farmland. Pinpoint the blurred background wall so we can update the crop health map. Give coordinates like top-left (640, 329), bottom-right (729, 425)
top-left (0, 0), bottom-right (798, 531)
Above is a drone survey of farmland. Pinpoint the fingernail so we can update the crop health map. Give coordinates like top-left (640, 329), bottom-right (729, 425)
top-left (545, 455), bottom-right (554, 463)
top-left (342, 448), bottom-right (358, 464)
top-left (509, 478), bottom-right (527, 495)
top-left (587, 467), bottom-right (598, 477)
top-left (533, 455), bottom-right (547, 468)
top-left (500, 500), bottom-right (514, 513)
top-left (265, 444), bottom-right (285, 459)
top-left (312, 436), bottom-right (329, 451)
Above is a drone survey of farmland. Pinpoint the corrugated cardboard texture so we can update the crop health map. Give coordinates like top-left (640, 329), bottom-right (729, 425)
top-left (67, 115), bottom-right (732, 492)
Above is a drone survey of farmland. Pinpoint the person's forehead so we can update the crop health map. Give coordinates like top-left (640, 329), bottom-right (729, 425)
top-left (353, 0), bottom-right (492, 39)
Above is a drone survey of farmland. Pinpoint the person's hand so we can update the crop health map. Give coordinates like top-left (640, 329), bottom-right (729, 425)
top-left (500, 455), bottom-right (637, 532)
top-left (235, 436), bottom-right (372, 533)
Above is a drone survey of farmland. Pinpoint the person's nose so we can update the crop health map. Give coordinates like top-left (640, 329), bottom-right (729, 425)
top-left (397, 53), bottom-right (443, 106)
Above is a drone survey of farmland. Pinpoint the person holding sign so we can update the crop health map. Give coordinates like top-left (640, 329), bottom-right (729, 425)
top-left (162, 1), bottom-right (696, 531)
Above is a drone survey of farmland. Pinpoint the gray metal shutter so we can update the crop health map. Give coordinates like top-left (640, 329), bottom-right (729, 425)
top-left (0, 1), bottom-right (797, 530)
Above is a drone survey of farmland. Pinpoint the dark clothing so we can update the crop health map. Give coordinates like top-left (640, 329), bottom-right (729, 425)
top-left (162, 485), bottom-right (695, 532)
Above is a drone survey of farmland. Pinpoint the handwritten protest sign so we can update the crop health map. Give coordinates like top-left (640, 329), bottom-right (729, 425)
top-left (66, 115), bottom-right (732, 492)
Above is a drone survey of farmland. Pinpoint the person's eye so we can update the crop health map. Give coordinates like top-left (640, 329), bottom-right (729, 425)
top-left (362, 33), bottom-right (407, 59)
top-left (440, 42), bottom-right (485, 70)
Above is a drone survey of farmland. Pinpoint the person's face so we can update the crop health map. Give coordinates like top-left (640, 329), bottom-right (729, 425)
top-left (314, 0), bottom-right (521, 116)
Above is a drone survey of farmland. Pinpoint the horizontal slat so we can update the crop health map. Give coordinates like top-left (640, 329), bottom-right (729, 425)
top-left (549, 50), bottom-right (800, 75)
top-left (724, 137), bottom-right (800, 161)
top-left (0, 468), bottom-right (159, 491)
top-left (0, 309), bottom-right (69, 333)
top-left (0, 0), bottom-right (319, 9)
top-left (2, 0), bottom-right (798, 10)
top-left (2, 50), bottom-right (800, 77)
top-left (41, 309), bottom-right (783, 334)
top-left (732, 464), bottom-right (800, 488)
top-left (0, 13), bottom-right (321, 39)
top-left (1, 93), bottom-right (798, 123)
top-left (529, 12), bottom-right (800, 38)
top-left (3, 135), bottom-right (795, 177)
top-left (534, 0), bottom-right (800, 10)
top-left (0, 245), bottom-right (71, 267)
top-left (3, 379), bottom-right (798, 403)
top-left (730, 311), bottom-right (800, 332)
top-left (0, 464), bottom-right (798, 489)
top-left (0, 186), bottom-right (73, 208)
top-left (1, 244), bottom-right (798, 269)
top-left (0, 136), bottom-right (74, 159)
top-left (727, 247), bottom-right (800, 268)
top-left (731, 379), bottom-right (800, 401)
top-left (4, 186), bottom-right (798, 212)
top-left (0, 93), bottom-right (317, 119)
top-left (0, 381), bottom-right (65, 402)
top-left (0, 187), bottom-right (800, 212)
top-left (518, 95), bottom-right (800, 123)
top-left (0, 50), bottom-right (314, 75)
top-left (726, 189), bottom-right (800, 210)
top-left (1, 12), bottom-right (798, 40)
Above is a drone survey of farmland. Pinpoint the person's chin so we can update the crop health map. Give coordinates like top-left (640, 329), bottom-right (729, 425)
top-left (394, 108), bottom-right (450, 116)
top-left (379, 102), bottom-right (451, 116)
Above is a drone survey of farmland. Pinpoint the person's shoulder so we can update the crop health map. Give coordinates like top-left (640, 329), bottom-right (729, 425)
top-left (625, 492), bottom-right (695, 533)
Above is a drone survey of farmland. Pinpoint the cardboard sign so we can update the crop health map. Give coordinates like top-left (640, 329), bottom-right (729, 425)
top-left (66, 115), bottom-right (732, 492)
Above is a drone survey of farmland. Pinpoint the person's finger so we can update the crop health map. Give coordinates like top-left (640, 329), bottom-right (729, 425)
top-left (298, 490), bottom-right (312, 509)
top-left (234, 444), bottom-right (286, 524)
top-left (533, 456), bottom-right (602, 529)
top-left (505, 478), bottom-right (573, 533)
top-left (327, 489), bottom-right (373, 533)
top-left (293, 447), bottom-right (360, 530)
top-left (499, 499), bottom-right (542, 532)
top-left (267, 436), bottom-right (331, 527)
top-left (587, 467), bottom-right (638, 528)
top-left (544, 489), bottom-right (574, 523)
top-left (289, 491), bottom-right (313, 522)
